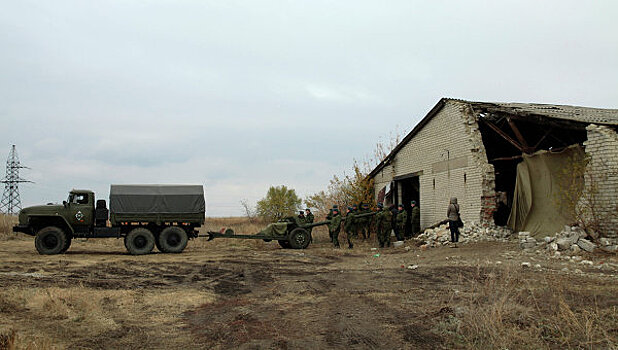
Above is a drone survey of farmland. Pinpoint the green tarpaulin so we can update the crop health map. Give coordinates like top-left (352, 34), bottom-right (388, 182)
top-left (507, 145), bottom-right (584, 237)
top-left (110, 184), bottom-right (205, 214)
top-left (258, 222), bottom-right (289, 236)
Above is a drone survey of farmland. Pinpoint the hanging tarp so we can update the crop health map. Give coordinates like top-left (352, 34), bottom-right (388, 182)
top-left (507, 145), bottom-right (585, 237)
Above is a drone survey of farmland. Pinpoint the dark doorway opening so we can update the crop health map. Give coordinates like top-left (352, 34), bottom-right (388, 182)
top-left (395, 175), bottom-right (420, 238)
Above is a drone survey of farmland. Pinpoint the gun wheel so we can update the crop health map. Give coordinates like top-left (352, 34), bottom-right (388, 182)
top-left (288, 228), bottom-right (310, 249)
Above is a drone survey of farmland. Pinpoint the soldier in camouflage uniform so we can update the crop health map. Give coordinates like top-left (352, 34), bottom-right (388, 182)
top-left (328, 208), bottom-right (342, 248)
top-left (344, 206), bottom-right (357, 249)
top-left (357, 203), bottom-right (372, 240)
top-left (375, 203), bottom-right (392, 247)
top-left (410, 201), bottom-right (420, 238)
top-left (326, 205), bottom-right (337, 242)
top-left (395, 204), bottom-right (407, 241)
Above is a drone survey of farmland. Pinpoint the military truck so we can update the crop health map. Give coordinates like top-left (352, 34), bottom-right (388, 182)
top-left (13, 184), bottom-right (205, 255)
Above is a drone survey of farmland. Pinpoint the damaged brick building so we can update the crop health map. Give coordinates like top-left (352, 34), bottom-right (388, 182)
top-left (369, 98), bottom-right (618, 237)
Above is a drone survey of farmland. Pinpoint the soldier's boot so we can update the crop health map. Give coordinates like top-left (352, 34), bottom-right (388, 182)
top-left (348, 243), bottom-right (353, 249)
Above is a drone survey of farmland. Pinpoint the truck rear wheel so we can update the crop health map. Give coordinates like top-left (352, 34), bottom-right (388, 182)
top-left (125, 228), bottom-right (155, 255)
top-left (288, 228), bottom-right (310, 249)
top-left (158, 227), bottom-right (188, 253)
top-left (35, 226), bottom-right (68, 255)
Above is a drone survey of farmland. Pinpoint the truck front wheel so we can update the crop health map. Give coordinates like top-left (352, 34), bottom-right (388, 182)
top-left (158, 227), bottom-right (188, 253)
top-left (125, 228), bottom-right (155, 255)
top-left (35, 226), bottom-right (68, 255)
top-left (60, 237), bottom-right (72, 253)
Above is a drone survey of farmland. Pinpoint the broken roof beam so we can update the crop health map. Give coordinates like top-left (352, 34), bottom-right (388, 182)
top-left (480, 119), bottom-right (526, 153)
top-left (506, 117), bottom-right (534, 153)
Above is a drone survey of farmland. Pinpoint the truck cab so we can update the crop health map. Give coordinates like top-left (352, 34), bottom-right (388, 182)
top-left (64, 190), bottom-right (96, 233)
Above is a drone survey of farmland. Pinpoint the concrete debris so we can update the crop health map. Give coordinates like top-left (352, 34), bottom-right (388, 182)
top-left (407, 265), bottom-right (419, 270)
top-left (577, 238), bottom-right (596, 253)
top-left (415, 222), bottom-right (513, 248)
top-left (516, 225), bottom-right (618, 258)
top-left (521, 262), bottom-right (531, 268)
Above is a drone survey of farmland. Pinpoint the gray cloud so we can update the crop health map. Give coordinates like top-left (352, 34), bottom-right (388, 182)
top-left (2, 0), bottom-right (617, 216)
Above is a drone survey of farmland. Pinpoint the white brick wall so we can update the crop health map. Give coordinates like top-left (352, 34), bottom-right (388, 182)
top-left (583, 124), bottom-right (618, 237)
top-left (373, 100), bottom-right (494, 229)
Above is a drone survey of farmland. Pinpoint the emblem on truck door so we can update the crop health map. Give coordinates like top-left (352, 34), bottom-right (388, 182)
top-left (75, 211), bottom-right (84, 222)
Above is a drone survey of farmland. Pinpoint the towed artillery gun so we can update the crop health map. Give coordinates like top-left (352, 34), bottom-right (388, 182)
top-left (206, 211), bottom-right (376, 249)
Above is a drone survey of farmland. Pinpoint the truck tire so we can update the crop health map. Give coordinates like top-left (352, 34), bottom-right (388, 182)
top-left (288, 228), bottom-right (310, 249)
top-left (125, 228), bottom-right (155, 255)
top-left (278, 240), bottom-right (291, 249)
top-left (60, 237), bottom-right (72, 253)
top-left (158, 226), bottom-right (188, 253)
top-left (35, 226), bottom-right (68, 255)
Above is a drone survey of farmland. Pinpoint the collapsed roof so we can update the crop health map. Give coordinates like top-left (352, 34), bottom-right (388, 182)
top-left (369, 98), bottom-right (618, 178)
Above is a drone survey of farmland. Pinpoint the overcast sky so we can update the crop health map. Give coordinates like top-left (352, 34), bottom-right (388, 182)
top-left (2, 1), bottom-right (617, 216)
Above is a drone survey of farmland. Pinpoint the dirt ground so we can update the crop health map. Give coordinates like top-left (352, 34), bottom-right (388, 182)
top-left (0, 225), bottom-right (616, 349)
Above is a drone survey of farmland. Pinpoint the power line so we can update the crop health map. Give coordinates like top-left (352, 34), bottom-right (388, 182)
top-left (1, 145), bottom-right (33, 214)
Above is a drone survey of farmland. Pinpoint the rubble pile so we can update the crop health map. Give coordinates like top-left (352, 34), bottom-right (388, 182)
top-left (415, 222), bottom-right (513, 247)
top-left (518, 226), bottom-right (618, 255)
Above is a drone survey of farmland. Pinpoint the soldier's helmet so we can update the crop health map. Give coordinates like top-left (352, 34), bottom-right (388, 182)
top-left (411, 200), bottom-right (417, 205)
top-left (377, 203), bottom-right (383, 209)
top-left (332, 205), bottom-right (338, 209)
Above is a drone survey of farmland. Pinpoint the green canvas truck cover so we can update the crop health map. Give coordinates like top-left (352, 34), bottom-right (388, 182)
top-left (110, 185), bottom-right (205, 214)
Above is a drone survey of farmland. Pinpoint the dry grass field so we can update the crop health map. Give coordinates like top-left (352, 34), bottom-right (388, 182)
top-left (0, 216), bottom-right (616, 349)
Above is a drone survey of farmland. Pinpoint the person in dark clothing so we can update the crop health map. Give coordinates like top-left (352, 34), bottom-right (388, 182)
top-left (305, 208), bottom-right (315, 242)
top-left (447, 197), bottom-right (461, 243)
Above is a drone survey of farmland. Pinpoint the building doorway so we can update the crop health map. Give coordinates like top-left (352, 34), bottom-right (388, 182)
top-left (395, 174), bottom-right (420, 238)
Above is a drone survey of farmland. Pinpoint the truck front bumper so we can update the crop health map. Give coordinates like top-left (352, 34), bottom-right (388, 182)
top-left (13, 224), bottom-right (32, 235)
